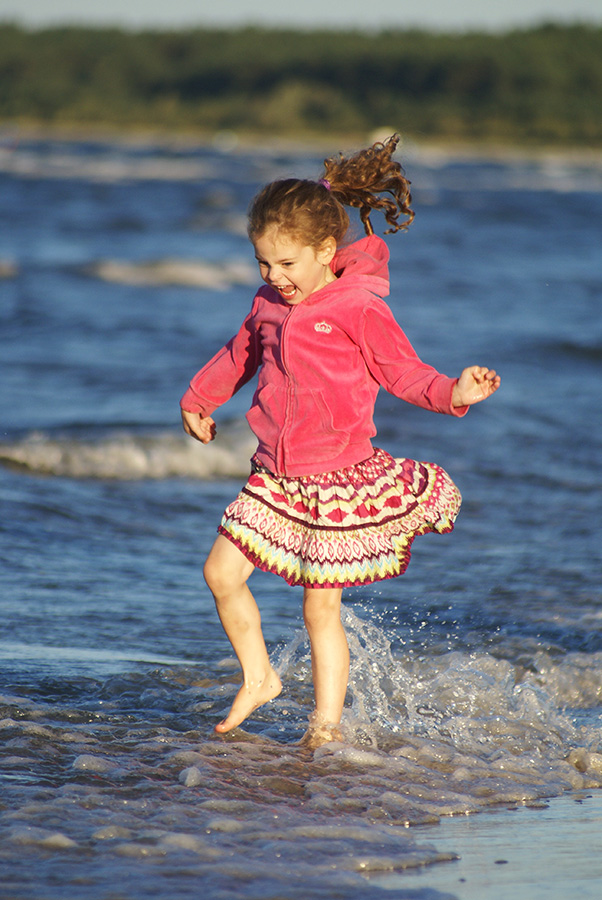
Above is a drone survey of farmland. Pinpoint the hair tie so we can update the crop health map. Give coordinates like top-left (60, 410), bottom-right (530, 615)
top-left (318, 178), bottom-right (331, 191)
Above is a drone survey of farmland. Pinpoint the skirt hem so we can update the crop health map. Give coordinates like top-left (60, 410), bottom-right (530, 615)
top-left (218, 524), bottom-right (419, 589)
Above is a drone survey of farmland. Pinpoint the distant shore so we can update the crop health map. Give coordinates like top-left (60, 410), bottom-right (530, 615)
top-left (3, 24), bottom-right (601, 149)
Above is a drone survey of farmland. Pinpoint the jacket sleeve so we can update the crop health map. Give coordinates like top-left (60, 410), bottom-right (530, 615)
top-left (359, 298), bottom-right (468, 416)
top-left (180, 301), bottom-right (263, 416)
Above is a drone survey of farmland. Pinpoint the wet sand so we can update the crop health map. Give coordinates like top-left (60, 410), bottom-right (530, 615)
top-left (375, 791), bottom-right (602, 899)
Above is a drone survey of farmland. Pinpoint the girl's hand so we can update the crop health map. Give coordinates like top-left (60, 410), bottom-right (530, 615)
top-left (452, 366), bottom-right (501, 407)
top-left (181, 409), bottom-right (217, 443)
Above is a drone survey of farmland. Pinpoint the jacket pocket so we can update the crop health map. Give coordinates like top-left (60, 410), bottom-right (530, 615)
top-left (287, 388), bottom-right (350, 465)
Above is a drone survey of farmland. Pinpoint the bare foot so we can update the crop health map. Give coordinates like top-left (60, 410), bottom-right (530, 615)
top-left (299, 719), bottom-right (343, 750)
top-left (214, 667), bottom-right (282, 734)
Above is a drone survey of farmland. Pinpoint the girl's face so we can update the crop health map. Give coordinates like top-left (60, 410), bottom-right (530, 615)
top-left (253, 226), bottom-right (337, 305)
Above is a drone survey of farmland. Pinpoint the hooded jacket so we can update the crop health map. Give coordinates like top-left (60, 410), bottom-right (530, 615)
top-left (181, 235), bottom-right (467, 476)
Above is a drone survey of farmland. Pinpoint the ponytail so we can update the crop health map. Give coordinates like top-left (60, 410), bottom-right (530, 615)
top-left (324, 134), bottom-right (414, 236)
top-left (248, 134), bottom-right (414, 248)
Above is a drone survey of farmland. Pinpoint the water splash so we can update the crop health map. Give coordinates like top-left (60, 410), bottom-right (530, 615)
top-left (341, 606), bottom-right (596, 755)
top-left (272, 605), bottom-right (602, 799)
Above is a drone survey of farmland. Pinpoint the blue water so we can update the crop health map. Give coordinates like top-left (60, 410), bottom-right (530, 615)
top-left (0, 135), bottom-right (601, 899)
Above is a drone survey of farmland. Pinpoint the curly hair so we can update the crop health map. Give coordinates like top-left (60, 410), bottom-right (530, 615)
top-left (247, 134), bottom-right (414, 249)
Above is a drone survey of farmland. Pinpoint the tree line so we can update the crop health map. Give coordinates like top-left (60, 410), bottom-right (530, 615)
top-left (0, 23), bottom-right (601, 145)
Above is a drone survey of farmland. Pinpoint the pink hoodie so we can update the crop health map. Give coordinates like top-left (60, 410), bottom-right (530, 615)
top-left (181, 235), bottom-right (467, 476)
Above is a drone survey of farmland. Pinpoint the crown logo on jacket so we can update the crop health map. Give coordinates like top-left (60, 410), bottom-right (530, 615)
top-left (314, 321), bottom-right (332, 334)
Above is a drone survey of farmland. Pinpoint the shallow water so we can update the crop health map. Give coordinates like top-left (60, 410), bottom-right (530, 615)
top-left (385, 791), bottom-right (602, 899)
top-left (0, 134), bottom-right (601, 898)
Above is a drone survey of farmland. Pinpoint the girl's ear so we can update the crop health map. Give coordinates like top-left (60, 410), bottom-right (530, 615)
top-left (317, 237), bottom-right (337, 266)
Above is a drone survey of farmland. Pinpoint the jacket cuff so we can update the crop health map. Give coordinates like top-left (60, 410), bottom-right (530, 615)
top-left (449, 378), bottom-right (469, 417)
top-left (180, 386), bottom-right (212, 416)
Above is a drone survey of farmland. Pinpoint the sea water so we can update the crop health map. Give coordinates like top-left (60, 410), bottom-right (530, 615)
top-left (0, 134), bottom-right (601, 899)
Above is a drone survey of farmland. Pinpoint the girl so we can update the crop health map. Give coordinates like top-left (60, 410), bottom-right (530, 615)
top-left (181, 135), bottom-right (500, 745)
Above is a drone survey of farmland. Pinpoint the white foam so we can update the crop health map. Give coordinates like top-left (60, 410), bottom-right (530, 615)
top-left (159, 832), bottom-right (221, 856)
top-left (568, 749), bottom-right (602, 778)
top-left (406, 143), bottom-right (602, 193)
top-left (93, 825), bottom-right (133, 840)
top-left (179, 766), bottom-right (203, 787)
top-left (10, 827), bottom-right (78, 850)
top-left (72, 754), bottom-right (114, 773)
top-left (0, 426), bottom-right (256, 480)
top-left (0, 147), bottom-right (218, 183)
top-left (85, 258), bottom-right (256, 290)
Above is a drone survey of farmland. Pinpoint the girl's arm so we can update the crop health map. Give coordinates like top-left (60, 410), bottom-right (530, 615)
top-left (452, 366), bottom-right (501, 407)
top-left (359, 300), bottom-right (499, 414)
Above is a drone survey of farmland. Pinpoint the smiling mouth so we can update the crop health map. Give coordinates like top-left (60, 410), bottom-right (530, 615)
top-left (274, 285), bottom-right (297, 300)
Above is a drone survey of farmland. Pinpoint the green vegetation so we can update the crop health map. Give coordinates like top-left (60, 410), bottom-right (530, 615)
top-left (1, 23), bottom-right (601, 145)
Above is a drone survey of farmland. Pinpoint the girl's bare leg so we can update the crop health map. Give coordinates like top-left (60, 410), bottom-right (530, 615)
top-left (204, 534), bottom-right (281, 733)
top-left (302, 587), bottom-right (348, 742)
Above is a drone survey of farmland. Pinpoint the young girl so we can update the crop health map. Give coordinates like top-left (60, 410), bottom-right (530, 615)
top-left (181, 135), bottom-right (500, 745)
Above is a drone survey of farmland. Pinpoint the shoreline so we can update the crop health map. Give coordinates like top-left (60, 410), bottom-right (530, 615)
top-left (2, 120), bottom-right (602, 168)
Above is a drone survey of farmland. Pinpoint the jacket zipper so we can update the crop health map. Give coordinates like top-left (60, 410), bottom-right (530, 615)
top-left (276, 305), bottom-right (297, 474)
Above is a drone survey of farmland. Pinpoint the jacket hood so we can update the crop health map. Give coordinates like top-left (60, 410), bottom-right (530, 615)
top-left (331, 234), bottom-right (390, 299)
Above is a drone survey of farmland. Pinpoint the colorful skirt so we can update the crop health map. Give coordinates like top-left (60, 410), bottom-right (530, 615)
top-left (218, 448), bottom-right (461, 589)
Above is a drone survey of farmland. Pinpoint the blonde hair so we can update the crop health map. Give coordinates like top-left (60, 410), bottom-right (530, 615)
top-left (248, 134), bottom-right (414, 249)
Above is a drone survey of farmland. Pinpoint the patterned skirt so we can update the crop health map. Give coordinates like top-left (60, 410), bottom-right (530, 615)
top-left (218, 448), bottom-right (461, 589)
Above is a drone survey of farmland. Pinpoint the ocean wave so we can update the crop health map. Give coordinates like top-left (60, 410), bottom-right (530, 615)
top-left (2, 140), bottom-right (602, 193)
top-left (0, 426), bottom-right (256, 480)
top-left (408, 145), bottom-right (602, 193)
top-left (0, 146), bottom-right (220, 182)
top-left (83, 258), bottom-right (257, 289)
